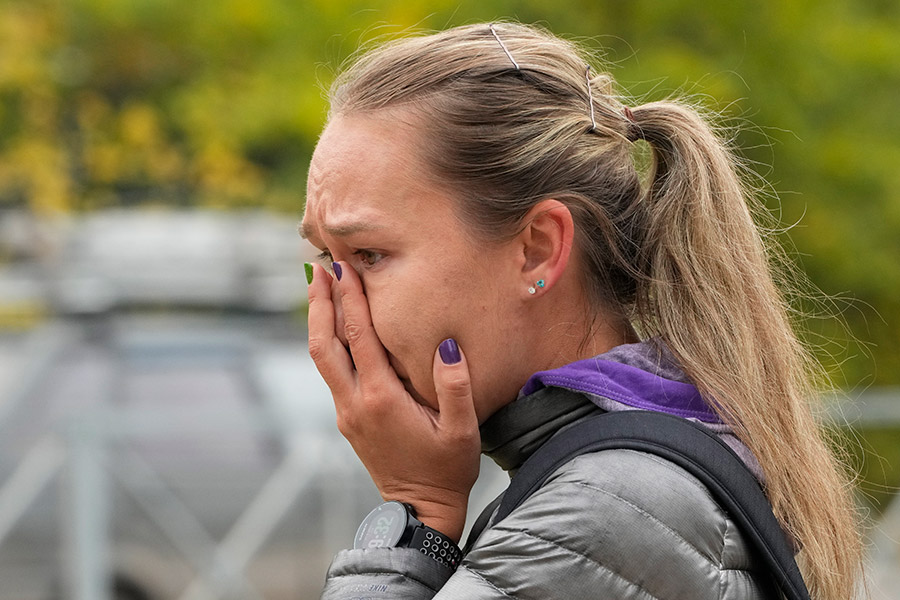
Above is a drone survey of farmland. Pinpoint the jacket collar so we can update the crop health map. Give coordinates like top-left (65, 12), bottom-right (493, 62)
top-left (480, 386), bottom-right (598, 474)
top-left (480, 340), bottom-right (718, 475)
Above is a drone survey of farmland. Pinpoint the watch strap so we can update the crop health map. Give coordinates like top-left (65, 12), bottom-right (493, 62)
top-left (409, 524), bottom-right (462, 569)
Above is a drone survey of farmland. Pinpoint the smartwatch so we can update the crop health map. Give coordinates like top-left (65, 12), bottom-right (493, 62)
top-left (353, 501), bottom-right (462, 569)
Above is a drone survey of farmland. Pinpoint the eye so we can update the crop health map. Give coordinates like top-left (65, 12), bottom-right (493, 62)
top-left (316, 249), bottom-right (333, 265)
top-left (353, 249), bottom-right (384, 267)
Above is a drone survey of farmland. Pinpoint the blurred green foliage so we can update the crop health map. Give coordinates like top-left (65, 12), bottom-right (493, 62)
top-left (849, 426), bottom-right (900, 515)
top-left (1, 0), bottom-right (898, 387)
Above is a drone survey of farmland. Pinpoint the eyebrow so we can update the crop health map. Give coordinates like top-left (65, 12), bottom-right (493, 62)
top-left (298, 221), bottom-right (314, 240)
top-left (299, 219), bottom-right (386, 240)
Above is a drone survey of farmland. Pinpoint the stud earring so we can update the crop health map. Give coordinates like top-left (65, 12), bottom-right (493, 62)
top-left (528, 279), bottom-right (546, 295)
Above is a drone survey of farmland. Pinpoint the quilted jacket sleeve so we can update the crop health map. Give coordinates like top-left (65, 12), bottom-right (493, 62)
top-left (320, 449), bottom-right (776, 599)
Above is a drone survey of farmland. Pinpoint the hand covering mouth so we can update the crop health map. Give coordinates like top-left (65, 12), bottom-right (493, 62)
top-left (401, 378), bottom-right (427, 404)
top-left (388, 356), bottom-right (433, 408)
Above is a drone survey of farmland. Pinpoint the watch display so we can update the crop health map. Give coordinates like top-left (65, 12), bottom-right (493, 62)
top-left (354, 501), bottom-right (408, 549)
top-left (353, 501), bottom-right (463, 569)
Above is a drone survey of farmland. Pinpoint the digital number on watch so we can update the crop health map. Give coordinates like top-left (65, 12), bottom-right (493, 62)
top-left (354, 501), bottom-right (408, 549)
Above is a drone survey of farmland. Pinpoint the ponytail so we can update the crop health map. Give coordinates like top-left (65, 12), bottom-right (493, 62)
top-left (629, 100), bottom-right (863, 600)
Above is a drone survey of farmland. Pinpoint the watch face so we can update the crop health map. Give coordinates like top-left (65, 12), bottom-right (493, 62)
top-left (354, 501), bottom-right (408, 550)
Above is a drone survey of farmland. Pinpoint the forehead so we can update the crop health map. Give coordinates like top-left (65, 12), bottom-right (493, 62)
top-left (303, 113), bottom-right (453, 237)
top-left (309, 113), bottom-right (414, 187)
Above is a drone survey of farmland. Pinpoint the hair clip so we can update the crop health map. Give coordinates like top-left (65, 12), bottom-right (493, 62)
top-left (489, 24), bottom-right (520, 71)
top-left (585, 65), bottom-right (596, 132)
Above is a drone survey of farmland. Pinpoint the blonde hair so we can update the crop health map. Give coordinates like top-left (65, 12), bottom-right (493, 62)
top-left (328, 22), bottom-right (863, 599)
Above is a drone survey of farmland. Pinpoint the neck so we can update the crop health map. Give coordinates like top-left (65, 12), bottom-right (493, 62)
top-left (474, 277), bottom-right (635, 424)
top-left (528, 288), bottom-right (637, 375)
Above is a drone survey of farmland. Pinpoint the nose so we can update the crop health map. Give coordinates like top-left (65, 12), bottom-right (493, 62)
top-left (331, 278), bottom-right (350, 348)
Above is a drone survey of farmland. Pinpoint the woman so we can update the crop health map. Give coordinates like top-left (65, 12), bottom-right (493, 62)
top-left (302, 22), bottom-right (862, 600)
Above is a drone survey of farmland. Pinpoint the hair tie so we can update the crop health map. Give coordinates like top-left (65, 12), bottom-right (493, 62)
top-left (623, 106), bottom-right (641, 142)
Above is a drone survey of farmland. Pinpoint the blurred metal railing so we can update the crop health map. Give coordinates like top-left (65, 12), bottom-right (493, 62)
top-left (0, 435), bottom-right (66, 550)
top-left (0, 406), bottom-right (364, 600)
top-left (0, 317), bottom-right (377, 600)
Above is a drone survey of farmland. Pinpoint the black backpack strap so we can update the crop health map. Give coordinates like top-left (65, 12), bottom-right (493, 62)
top-left (467, 410), bottom-right (809, 600)
top-left (462, 491), bottom-right (503, 555)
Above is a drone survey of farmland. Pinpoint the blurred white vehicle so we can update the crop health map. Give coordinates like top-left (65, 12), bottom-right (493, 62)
top-left (40, 210), bottom-right (309, 314)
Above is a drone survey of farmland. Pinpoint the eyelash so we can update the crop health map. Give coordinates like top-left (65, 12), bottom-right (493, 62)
top-left (353, 249), bottom-right (384, 266)
top-left (315, 249), bottom-right (384, 269)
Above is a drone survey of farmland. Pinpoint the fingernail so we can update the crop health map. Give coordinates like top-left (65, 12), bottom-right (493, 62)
top-left (332, 262), bottom-right (343, 281)
top-left (304, 262), bottom-right (313, 284)
top-left (439, 338), bottom-right (461, 365)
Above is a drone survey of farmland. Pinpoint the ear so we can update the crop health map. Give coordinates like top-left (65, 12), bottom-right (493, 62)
top-left (515, 199), bottom-right (574, 296)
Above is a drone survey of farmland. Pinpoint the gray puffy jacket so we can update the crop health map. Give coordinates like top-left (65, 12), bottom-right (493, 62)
top-left (321, 346), bottom-right (779, 599)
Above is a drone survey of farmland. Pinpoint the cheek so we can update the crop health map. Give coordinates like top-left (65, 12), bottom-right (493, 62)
top-left (366, 280), bottom-right (453, 391)
top-left (367, 299), bottom-right (404, 351)
top-left (366, 288), bottom-right (432, 361)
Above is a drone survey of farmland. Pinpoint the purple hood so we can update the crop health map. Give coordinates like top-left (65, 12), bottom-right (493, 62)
top-left (515, 340), bottom-right (767, 481)
top-left (520, 353), bottom-right (722, 424)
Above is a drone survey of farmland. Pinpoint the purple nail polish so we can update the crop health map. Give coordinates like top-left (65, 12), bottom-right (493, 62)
top-left (439, 338), bottom-right (461, 365)
top-left (332, 262), bottom-right (343, 281)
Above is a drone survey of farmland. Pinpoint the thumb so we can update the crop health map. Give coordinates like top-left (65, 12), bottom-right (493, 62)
top-left (433, 338), bottom-right (478, 427)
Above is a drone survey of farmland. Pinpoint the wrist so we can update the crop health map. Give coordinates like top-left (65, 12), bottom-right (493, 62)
top-left (406, 498), bottom-right (467, 544)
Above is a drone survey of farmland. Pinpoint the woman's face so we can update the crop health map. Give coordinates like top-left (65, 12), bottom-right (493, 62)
top-left (301, 113), bottom-right (526, 421)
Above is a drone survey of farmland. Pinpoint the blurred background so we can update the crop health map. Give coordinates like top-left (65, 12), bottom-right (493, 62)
top-left (0, 0), bottom-right (898, 598)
